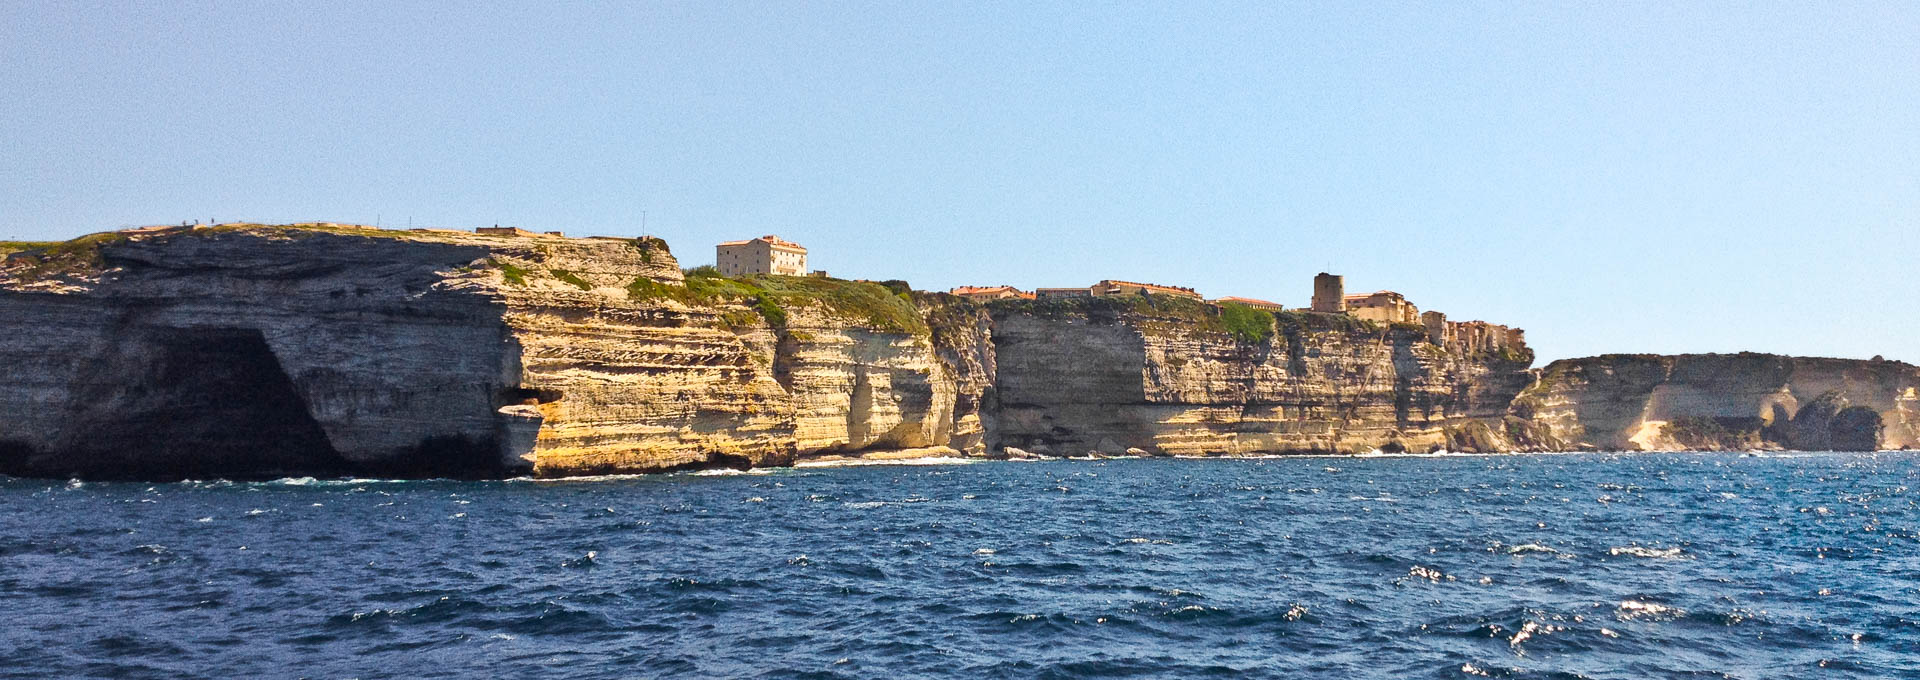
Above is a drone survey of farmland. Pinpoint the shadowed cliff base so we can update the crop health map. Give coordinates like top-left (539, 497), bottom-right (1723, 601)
top-left (0, 325), bottom-right (514, 481)
top-left (25, 325), bottom-right (351, 481)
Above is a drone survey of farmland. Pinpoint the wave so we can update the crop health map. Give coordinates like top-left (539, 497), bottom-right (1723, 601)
top-left (795, 457), bottom-right (980, 468)
top-left (843, 497), bottom-right (935, 509)
top-left (1509, 544), bottom-right (1563, 556)
top-left (1615, 599), bottom-right (1685, 621)
top-left (1608, 546), bottom-right (1688, 559)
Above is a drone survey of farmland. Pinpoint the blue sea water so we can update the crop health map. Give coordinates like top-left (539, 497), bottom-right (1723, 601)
top-left (2, 452), bottom-right (1917, 679)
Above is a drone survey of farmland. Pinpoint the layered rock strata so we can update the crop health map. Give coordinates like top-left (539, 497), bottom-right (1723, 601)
top-left (0, 225), bottom-right (985, 479)
top-left (5, 225), bottom-right (1911, 481)
top-left (1514, 353), bottom-right (1920, 451)
top-left (985, 297), bottom-right (1537, 455)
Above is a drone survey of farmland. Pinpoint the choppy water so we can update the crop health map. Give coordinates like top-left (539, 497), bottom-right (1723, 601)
top-left (3, 452), bottom-right (1918, 679)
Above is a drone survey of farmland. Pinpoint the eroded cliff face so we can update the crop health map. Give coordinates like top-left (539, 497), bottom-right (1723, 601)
top-left (0, 227), bottom-right (524, 479)
top-left (985, 298), bottom-right (1537, 455)
top-left (1515, 353), bottom-right (1920, 451)
top-left (0, 225), bottom-right (989, 479)
top-left (9, 224), bottom-right (1907, 481)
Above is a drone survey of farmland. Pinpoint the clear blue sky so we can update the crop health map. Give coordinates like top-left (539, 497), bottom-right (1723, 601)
top-left (4, 2), bottom-right (1915, 363)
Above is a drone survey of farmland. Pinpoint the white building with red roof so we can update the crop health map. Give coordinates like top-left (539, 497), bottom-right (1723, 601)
top-left (716, 235), bottom-right (807, 276)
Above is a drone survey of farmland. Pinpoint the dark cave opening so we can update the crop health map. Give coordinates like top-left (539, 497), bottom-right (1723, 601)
top-left (52, 326), bottom-right (351, 481)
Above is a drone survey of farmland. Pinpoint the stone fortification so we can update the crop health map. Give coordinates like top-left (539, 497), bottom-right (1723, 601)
top-left (1311, 272), bottom-right (1345, 312)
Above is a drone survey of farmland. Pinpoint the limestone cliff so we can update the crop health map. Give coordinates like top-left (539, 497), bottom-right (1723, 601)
top-left (985, 296), bottom-right (1537, 455)
top-left (1514, 353), bottom-right (1920, 451)
top-left (0, 225), bottom-right (986, 479)
top-left (7, 224), bottom-right (1907, 482)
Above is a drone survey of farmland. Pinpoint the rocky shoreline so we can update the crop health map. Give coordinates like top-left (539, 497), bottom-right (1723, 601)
top-left (1, 224), bottom-right (1913, 481)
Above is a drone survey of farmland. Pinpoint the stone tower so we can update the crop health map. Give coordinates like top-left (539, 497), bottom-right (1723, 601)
top-left (1311, 272), bottom-right (1345, 313)
top-left (1421, 310), bottom-right (1448, 345)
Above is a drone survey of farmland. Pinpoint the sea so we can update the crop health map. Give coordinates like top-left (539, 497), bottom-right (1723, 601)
top-left (2, 452), bottom-right (1916, 679)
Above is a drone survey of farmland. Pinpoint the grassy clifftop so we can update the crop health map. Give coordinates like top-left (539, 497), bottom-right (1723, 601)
top-left (626, 266), bottom-right (928, 335)
top-left (1, 232), bottom-right (133, 282)
top-left (986, 293), bottom-right (1387, 344)
top-left (0, 241), bottom-right (61, 256)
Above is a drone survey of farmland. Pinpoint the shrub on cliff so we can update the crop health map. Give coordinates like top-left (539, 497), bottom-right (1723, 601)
top-left (628, 236), bottom-right (668, 264)
top-left (750, 292), bottom-right (788, 327)
top-left (488, 259), bottom-right (528, 286)
top-left (549, 269), bottom-right (591, 290)
top-left (684, 268), bottom-right (764, 299)
top-left (625, 276), bottom-right (684, 302)
top-left (1219, 302), bottom-right (1274, 344)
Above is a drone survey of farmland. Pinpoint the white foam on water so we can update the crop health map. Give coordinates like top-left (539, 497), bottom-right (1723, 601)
top-left (1505, 543), bottom-right (1564, 556)
top-left (794, 456), bottom-right (980, 468)
top-left (517, 473), bottom-right (654, 483)
top-left (261, 477), bottom-right (416, 486)
top-left (1509, 620), bottom-right (1539, 648)
top-left (1616, 600), bottom-right (1684, 621)
top-left (1609, 546), bottom-right (1688, 559)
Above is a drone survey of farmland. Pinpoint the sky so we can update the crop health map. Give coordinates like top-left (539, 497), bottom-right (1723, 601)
top-left (3, 2), bottom-right (1916, 363)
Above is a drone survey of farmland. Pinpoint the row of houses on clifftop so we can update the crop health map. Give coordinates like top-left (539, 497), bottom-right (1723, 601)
top-left (948, 279), bottom-right (1280, 311)
top-left (333, 225), bottom-right (1525, 353)
top-left (949, 271), bottom-right (1524, 352)
top-left (693, 233), bottom-right (1522, 354)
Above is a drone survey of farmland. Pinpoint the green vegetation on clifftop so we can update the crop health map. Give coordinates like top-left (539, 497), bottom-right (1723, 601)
top-left (0, 241), bottom-right (60, 256)
top-left (629, 266), bottom-right (922, 334)
top-left (1219, 302), bottom-right (1275, 343)
top-left (1, 232), bottom-right (131, 281)
top-left (750, 275), bottom-right (925, 334)
top-left (989, 294), bottom-right (1395, 344)
top-left (627, 236), bottom-right (668, 264)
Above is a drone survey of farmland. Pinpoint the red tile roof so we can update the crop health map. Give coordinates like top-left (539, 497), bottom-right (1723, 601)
top-left (717, 235), bottom-right (807, 251)
top-left (1216, 296), bottom-right (1284, 308)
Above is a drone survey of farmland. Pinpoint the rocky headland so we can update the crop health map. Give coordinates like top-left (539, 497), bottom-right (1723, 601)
top-left (0, 225), bottom-right (1909, 480)
top-left (1514, 353), bottom-right (1918, 452)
